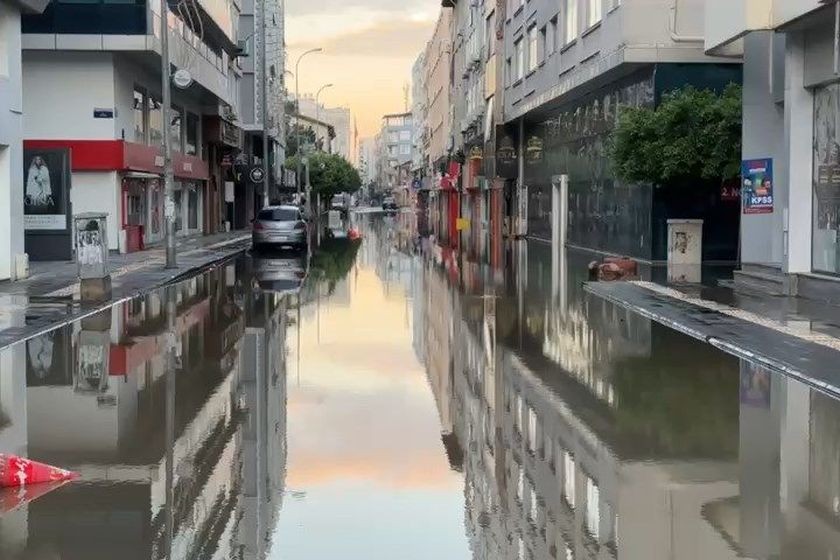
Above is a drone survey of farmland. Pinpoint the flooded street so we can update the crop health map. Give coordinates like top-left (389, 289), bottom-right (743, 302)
top-left (0, 213), bottom-right (838, 559)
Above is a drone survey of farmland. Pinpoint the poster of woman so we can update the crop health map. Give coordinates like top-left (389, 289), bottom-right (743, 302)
top-left (22, 147), bottom-right (69, 230)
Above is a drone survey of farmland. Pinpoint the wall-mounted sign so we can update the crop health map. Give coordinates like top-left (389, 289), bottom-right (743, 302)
top-left (249, 166), bottom-right (265, 184)
top-left (469, 145), bottom-right (484, 161)
top-left (93, 108), bottom-right (115, 119)
top-left (525, 135), bottom-right (544, 165)
top-left (741, 158), bottom-right (773, 214)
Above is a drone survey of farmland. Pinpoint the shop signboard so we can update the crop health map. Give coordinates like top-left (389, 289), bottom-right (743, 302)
top-left (741, 158), bottom-right (774, 214)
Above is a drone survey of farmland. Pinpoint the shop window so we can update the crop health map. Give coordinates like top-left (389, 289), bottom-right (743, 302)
top-left (148, 96), bottom-right (163, 146)
top-left (171, 104), bottom-right (183, 153)
top-left (133, 87), bottom-right (146, 143)
top-left (814, 84), bottom-right (840, 275)
top-left (185, 112), bottom-right (199, 156)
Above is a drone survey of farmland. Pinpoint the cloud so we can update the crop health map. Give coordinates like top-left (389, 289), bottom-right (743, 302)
top-left (288, 18), bottom-right (435, 58)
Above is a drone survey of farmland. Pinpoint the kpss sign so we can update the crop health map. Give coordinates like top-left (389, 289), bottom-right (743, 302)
top-left (741, 159), bottom-right (774, 214)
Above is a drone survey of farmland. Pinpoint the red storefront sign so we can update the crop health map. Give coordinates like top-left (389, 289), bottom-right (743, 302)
top-left (23, 140), bottom-right (209, 180)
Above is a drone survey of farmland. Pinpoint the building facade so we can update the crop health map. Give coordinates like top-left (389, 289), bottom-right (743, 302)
top-left (377, 112), bottom-right (414, 191)
top-left (0, 0), bottom-right (48, 281)
top-left (705, 0), bottom-right (840, 299)
top-left (499, 0), bottom-right (740, 261)
top-left (411, 51), bottom-right (428, 179)
top-left (236, 0), bottom-right (286, 226)
top-left (295, 94), bottom-right (354, 163)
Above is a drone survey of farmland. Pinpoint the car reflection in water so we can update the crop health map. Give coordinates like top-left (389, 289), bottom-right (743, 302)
top-left (253, 248), bottom-right (310, 296)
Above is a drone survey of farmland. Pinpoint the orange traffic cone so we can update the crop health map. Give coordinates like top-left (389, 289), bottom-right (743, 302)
top-left (0, 454), bottom-right (78, 487)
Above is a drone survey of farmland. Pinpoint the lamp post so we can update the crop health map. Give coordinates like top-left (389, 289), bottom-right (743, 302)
top-left (315, 83), bottom-right (333, 151)
top-left (160, 7), bottom-right (176, 268)
top-left (294, 48), bottom-right (323, 207)
top-left (260, 0), bottom-right (270, 208)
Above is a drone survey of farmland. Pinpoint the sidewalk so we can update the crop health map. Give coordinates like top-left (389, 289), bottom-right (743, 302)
top-left (585, 280), bottom-right (840, 398)
top-left (0, 231), bottom-right (251, 351)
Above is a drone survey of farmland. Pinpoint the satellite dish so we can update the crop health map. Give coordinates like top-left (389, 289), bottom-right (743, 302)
top-left (172, 69), bottom-right (193, 89)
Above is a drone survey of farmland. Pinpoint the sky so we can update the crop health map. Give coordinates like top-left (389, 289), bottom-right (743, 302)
top-left (285, 0), bottom-right (438, 139)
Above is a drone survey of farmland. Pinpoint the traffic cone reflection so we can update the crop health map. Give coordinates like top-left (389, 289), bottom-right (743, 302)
top-left (0, 454), bottom-right (78, 488)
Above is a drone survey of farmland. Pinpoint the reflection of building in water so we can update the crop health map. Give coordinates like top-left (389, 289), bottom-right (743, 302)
top-left (0, 260), bottom-right (289, 560)
top-left (421, 249), bottom-right (749, 560)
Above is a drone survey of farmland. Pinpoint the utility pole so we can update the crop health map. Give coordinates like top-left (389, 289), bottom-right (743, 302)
top-left (261, 0), bottom-right (270, 207)
top-left (161, 6), bottom-right (176, 268)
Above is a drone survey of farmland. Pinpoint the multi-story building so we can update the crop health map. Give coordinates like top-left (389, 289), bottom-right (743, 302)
top-left (357, 136), bottom-right (378, 187)
top-left (499, 0), bottom-right (740, 259)
top-left (704, 1), bottom-right (840, 301)
top-left (377, 112), bottom-right (413, 191)
top-left (411, 51), bottom-right (428, 178)
top-left (424, 9), bottom-right (453, 175)
top-left (0, 0), bottom-right (48, 281)
top-left (236, 0), bottom-right (287, 227)
top-left (18, 0), bottom-right (284, 259)
top-left (295, 94), bottom-right (354, 163)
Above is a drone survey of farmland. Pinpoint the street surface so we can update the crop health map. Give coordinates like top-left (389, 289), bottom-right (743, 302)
top-left (0, 213), bottom-right (836, 559)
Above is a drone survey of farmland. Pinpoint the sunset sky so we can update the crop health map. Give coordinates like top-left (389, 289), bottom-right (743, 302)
top-left (285, 0), bottom-right (438, 139)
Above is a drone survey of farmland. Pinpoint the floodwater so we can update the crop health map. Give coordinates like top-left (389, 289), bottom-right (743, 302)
top-left (0, 213), bottom-right (838, 559)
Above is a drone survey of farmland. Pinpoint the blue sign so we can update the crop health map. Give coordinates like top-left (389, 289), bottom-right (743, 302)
top-left (741, 158), bottom-right (774, 214)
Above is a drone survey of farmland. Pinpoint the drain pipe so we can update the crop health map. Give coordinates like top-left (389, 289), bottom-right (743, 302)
top-left (670, 0), bottom-right (704, 43)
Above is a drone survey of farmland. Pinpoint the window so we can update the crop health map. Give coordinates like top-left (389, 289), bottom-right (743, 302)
top-left (389, 132), bottom-right (399, 143)
top-left (563, 0), bottom-right (577, 45)
top-left (586, 0), bottom-right (602, 28)
top-left (563, 452), bottom-right (576, 508)
top-left (527, 405), bottom-right (537, 453)
top-left (133, 87), bottom-right (146, 143)
top-left (187, 183), bottom-right (198, 230)
top-left (258, 207), bottom-right (299, 221)
top-left (539, 26), bottom-right (547, 64)
top-left (399, 129), bottom-right (411, 141)
top-left (170, 105), bottom-right (182, 153)
top-left (185, 112), bottom-right (199, 156)
top-left (389, 146), bottom-right (398, 156)
top-left (607, 0), bottom-right (620, 12)
top-left (148, 95), bottom-right (163, 146)
top-left (486, 12), bottom-right (496, 58)
top-left (547, 19), bottom-right (556, 56)
top-left (400, 144), bottom-right (410, 155)
top-left (505, 57), bottom-right (512, 86)
top-left (527, 25), bottom-right (538, 72)
top-left (585, 476), bottom-right (600, 539)
top-left (514, 37), bottom-right (524, 81)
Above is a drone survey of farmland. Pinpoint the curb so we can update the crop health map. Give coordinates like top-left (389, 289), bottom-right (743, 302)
top-left (0, 242), bottom-right (250, 354)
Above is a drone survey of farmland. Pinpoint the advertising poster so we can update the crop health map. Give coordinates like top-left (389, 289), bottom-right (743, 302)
top-left (741, 159), bottom-right (774, 215)
top-left (23, 147), bottom-right (70, 230)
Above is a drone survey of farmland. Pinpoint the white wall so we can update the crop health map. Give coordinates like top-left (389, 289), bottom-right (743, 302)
top-left (0, 1), bottom-right (26, 281)
top-left (741, 32), bottom-right (786, 266)
top-left (72, 171), bottom-right (121, 251)
top-left (23, 51), bottom-right (117, 139)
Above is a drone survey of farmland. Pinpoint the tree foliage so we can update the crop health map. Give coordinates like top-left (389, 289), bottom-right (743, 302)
top-left (610, 84), bottom-right (742, 186)
top-left (285, 124), bottom-right (317, 158)
top-left (286, 152), bottom-right (362, 198)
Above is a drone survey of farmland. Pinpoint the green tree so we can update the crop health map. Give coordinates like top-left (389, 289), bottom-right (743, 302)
top-left (285, 124), bottom-right (317, 158)
top-left (286, 152), bottom-right (362, 201)
top-left (610, 84), bottom-right (742, 186)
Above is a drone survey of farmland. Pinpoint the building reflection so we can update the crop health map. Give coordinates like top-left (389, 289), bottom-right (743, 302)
top-left (0, 256), bottom-right (293, 560)
top-left (419, 236), bottom-right (840, 559)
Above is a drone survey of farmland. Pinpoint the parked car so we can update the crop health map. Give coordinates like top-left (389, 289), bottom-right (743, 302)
top-left (252, 205), bottom-right (307, 250)
top-left (382, 196), bottom-right (398, 211)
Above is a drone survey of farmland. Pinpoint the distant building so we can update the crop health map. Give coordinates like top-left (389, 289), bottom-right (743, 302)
top-left (358, 137), bottom-right (378, 186)
top-left (295, 94), bottom-right (355, 163)
top-left (411, 52), bottom-right (428, 177)
top-left (377, 112), bottom-right (413, 190)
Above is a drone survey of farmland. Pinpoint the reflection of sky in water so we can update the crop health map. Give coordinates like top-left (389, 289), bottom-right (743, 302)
top-left (271, 265), bottom-right (470, 559)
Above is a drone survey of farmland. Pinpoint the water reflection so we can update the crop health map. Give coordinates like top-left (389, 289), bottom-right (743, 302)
top-left (0, 258), bottom-right (291, 560)
top-left (419, 236), bottom-right (840, 559)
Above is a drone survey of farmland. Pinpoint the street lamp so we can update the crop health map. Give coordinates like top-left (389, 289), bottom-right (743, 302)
top-left (315, 83), bottom-right (333, 149)
top-left (294, 47), bottom-right (323, 209)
